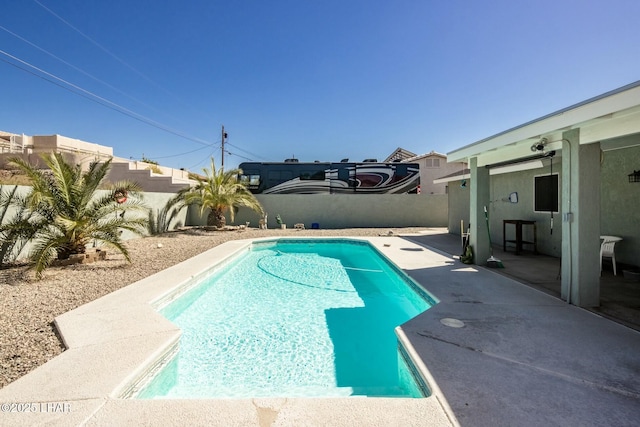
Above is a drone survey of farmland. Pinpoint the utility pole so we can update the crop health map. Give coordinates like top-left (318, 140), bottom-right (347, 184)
top-left (221, 125), bottom-right (226, 170)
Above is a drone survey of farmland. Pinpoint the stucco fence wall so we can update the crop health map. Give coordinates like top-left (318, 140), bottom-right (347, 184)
top-left (0, 186), bottom-right (188, 261)
top-left (2, 187), bottom-right (448, 262)
top-left (187, 194), bottom-right (449, 230)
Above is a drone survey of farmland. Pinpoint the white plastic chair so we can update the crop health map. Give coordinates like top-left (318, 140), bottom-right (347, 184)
top-left (600, 235), bottom-right (622, 276)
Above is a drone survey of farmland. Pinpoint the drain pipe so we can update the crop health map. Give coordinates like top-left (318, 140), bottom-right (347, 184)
top-left (562, 138), bottom-right (573, 304)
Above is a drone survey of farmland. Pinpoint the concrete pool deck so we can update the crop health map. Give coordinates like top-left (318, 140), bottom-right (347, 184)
top-left (397, 233), bottom-right (640, 426)
top-left (1, 235), bottom-right (639, 426)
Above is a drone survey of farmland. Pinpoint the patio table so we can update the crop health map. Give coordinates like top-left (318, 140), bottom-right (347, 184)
top-left (503, 219), bottom-right (537, 255)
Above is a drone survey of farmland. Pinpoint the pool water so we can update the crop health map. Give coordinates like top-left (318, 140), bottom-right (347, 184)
top-left (138, 239), bottom-right (434, 399)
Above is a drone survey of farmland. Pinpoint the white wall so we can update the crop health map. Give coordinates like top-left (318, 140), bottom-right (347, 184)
top-left (1, 186), bottom-right (188, 262)
top-left (447, 180), bottom-right (470, 235)
top-left (412, 155), bottom-right (466, 195)
top-left (600, 143), bottom-right (640, 267)
top-left (187, 194), bottom-right (448, 229)
top-left (489, 159), bottom-right (563, 257)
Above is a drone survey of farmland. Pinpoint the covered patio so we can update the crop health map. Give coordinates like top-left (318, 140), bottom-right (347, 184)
top-left (404, 229), bottom-right (640, 332)
top-left (444, 81), bottom-right (640, 309)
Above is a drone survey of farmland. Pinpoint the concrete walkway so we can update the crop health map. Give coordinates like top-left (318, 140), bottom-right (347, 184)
top-left (0, 232), bottom-right (638, 426)
top-left (398, 230), bottom-right (640, 426)
top-left (404, 228), bottom-right (640, 332)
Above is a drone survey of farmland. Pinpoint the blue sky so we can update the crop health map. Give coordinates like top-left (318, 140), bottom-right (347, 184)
top-left (2, 0), bottom-right (639, 171)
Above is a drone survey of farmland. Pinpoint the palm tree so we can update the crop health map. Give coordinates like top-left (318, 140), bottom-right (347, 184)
top-left (0, 185), bottom-right (37, 267)
top-left (7, 153), bottom-right (149, 278)
top-left (177, 158), bottom-right (263, 228)
top-left (147, 194), bottom-right (183, 235)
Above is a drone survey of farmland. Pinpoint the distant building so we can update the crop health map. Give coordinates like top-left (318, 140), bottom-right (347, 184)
top-left (1, 132), bottom-right (113, 170)
top-left (383, 147), bottom-right (417, 163)
top-left (385, 148), bottom-right (467, 195)
top-left (0, 131), bottom-right (193, 192)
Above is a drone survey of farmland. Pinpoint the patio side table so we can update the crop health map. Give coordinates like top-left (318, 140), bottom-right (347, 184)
top-left (503, 220), bottom-right (537, 255)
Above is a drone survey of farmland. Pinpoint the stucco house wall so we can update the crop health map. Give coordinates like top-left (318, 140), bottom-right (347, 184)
top-left (446, 142), bottom-right (640, 268)
top-left (407, 152), bottom-right (466, 195)
top-left (600, 142), bottom-right (640, 267)
top-left (489, 158), bottom-right (563, 257)
top-left (447, 180), bottom-right (470, 236)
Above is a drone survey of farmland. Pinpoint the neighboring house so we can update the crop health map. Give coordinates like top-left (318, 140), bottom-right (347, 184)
top-left (384, 147), bottom-right (417, 163)
top-left (405, 151), bottom-right (467, 195)
top-left (443, 80), bottom-right (640, 308)
top-left (384, 147), bottom-right (467, 195)
top-left (0, 132), bottom-right (113, 169)
top-left (0, 131), bottom-right (194, 192)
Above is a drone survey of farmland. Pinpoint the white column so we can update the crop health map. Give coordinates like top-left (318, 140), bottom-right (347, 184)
top-left (469, 157), bottom-right (491, 265)
top-left (561, 129), bottom-right (601, 307)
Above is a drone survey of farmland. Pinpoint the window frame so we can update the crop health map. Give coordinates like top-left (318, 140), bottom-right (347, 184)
top-left (533, 172), bottom-right (559, 214)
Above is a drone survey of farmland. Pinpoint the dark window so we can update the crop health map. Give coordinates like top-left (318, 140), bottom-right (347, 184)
top-left (395, 164), bottom-right (408, 176)
top-left (248, 175), bottom-right (260, 186)
top-left (337, 167), bottom-right (352, 185)
top-left (268, 170), bottom-right (293, 187)
top-left (534, 174), bottom-right (559, 213)
top-left (300, 170), bottom-right (325, 180)
top-left (267, 170), bottom-right (293, 180)
top-left (239, 171), bottom-right (260, 187)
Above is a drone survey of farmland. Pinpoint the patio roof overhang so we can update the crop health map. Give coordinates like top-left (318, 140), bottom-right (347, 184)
top-left (447, 81), bottom-right (640, 167)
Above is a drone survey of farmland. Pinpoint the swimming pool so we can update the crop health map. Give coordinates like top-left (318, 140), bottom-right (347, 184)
top-left (138, 239), bottom-right (436, 399)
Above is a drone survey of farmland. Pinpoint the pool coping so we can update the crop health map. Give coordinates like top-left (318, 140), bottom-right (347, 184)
top-left (0, 237), bottom-right (458, 427)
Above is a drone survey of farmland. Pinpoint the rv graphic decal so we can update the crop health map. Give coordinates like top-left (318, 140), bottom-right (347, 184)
top-left (239, 162), bottom-right (420, 194)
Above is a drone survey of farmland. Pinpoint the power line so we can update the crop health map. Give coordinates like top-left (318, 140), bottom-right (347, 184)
top-left (148, 144), bottom-right (216, 160)
top-left (32, 0), bottom-right (159, 89)
top-left (225, 142), bottom-right (270, 161)
top-left (4, 4), bottom-right (271, 167)
top-left (186, 149), bottom-right (217, 171)
top-left (32, 0), bottom-right (213, 122)
top-left (1, 48), bottom-right (269, 166)
top-left (11, 2), bottom-right (271, 168)
top-left (0, 24), bottom-right (165, 119)
top-left (0, 49), bottom-right (213, 147)
top-left (225, 151), bottom-right (254, 162)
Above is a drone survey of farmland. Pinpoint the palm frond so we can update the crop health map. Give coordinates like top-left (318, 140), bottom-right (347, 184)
top-left (177, 158), bottom-right (264, 226)
top-left (4, 153), bottom-right (151, 277)
top-left (148, 197), bottom-right (184, 235)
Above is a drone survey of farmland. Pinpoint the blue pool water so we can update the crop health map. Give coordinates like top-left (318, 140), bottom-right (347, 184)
top-left (138, 239), bottom-right (435, 399)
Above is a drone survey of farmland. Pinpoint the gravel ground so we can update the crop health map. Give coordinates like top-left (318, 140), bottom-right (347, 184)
top-left (0, 227), bottom-right (426, 389)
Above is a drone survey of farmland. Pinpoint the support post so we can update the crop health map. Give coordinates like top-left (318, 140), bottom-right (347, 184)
top-left (221, 125), bottom-right (225, 169)
top-left (469, 157), bottom-right (491, 265)
top-left (561, 129), bottom-right (601, 307)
